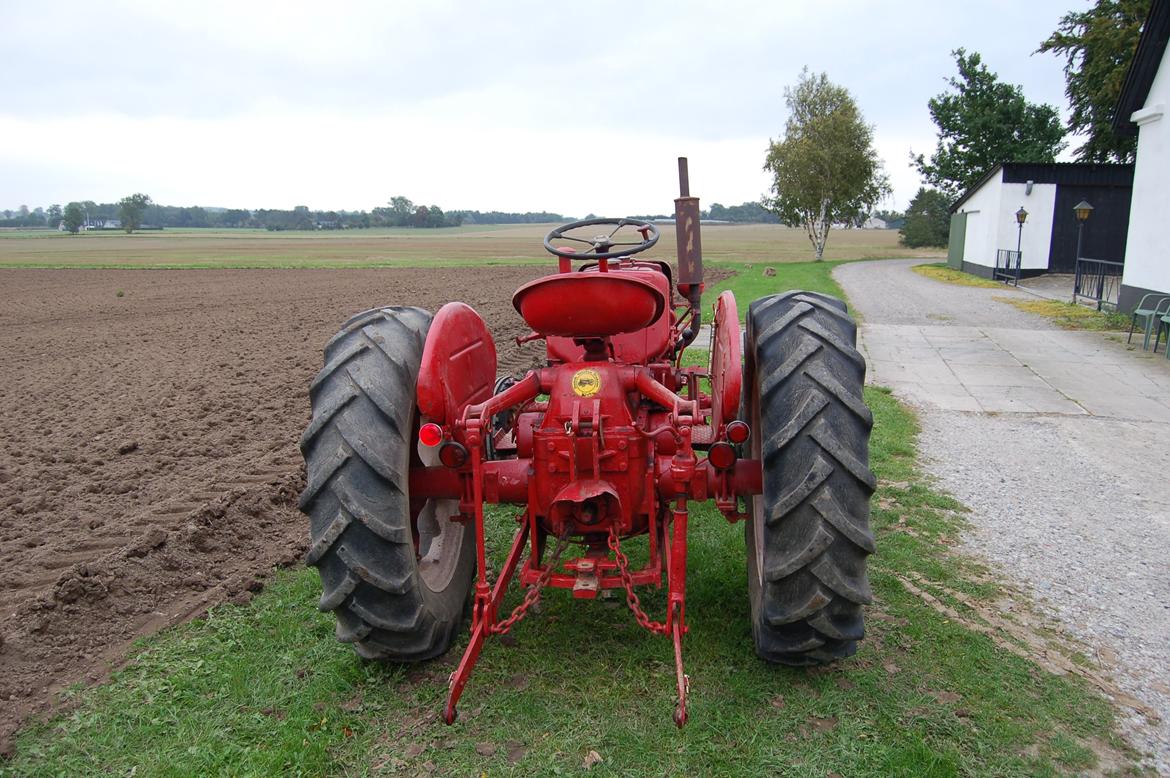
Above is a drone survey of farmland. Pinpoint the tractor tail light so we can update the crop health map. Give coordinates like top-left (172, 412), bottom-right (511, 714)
top-left (726, 420), bottom-right (750, 444)
top-left (708, 442), bottom-right (737, 470)
top-left (419, 422), bottom-right (444, 447)
top-left (439, 441), bottom-right (468, 468)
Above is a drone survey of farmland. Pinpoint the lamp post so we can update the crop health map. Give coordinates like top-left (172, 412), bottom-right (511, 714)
top-left (1073, 199), bottom-right (1099, 308)
top-left (1015, 206), bottom-right (1028, 254)
top-left (1074, 199), bottom-right (1093, 262)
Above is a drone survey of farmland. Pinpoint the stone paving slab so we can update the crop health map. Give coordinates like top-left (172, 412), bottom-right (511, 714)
top-left (858, 322), bottom-right (1170, 421)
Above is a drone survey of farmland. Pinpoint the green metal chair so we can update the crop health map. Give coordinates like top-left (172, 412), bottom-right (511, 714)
top-left (1155, 309), bottom-right (1170, 359)
top-left (1128, 294), bottom-right (1170, 350)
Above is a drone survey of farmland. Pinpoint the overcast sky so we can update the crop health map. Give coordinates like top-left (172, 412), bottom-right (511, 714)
top-left (1, 0), bottom-right (1082, 216)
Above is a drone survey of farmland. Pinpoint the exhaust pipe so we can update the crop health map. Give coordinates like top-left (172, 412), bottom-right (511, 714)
top-left (674, 157), bottom-right (704, 351)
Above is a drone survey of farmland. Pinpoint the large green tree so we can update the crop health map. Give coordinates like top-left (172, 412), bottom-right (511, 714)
top-left (1037, 0), bottom-right (1149, 163)
top-left (764, 69), bottom-right (890, 260)
top-left (118, 193), bottom-right (152, 233)
top-left (62, 202), bottom-right (85, 233)
top-left (913, 50), bottom-right (1066, 199)
top-left (899, 188), bottom-right (951, 248)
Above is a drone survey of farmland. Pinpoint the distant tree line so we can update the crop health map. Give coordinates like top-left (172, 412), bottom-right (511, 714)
top-left (873, 209), bottom-right (905, 229)
top-left (0, 204), bottom-right (59, 228)
top-left (6, 195), bottom-right (889, 233)
top-left (624, 202), bottom-right (782, 224)
top-left (450, 210), bottom-right (567, 224)
top-left (5, 195), bottom-right (577, 232)
top-left (705, 202), bottom-right (780, 223)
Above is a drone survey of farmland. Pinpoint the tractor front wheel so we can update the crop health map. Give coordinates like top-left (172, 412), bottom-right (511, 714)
top-left (299, 306), bottom-right (476, 661)
top-left (743, 291), bottom-right (876, 665)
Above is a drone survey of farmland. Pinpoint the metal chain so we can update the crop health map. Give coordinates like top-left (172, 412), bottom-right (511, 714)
top-left (490, 533), bottom-right (572, 635)
top-left (607, 526), bottom-right (669, 635)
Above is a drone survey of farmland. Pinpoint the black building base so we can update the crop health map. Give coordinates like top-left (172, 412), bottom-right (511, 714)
top-left (960, 262), bottom-right (1049, 281)
top-left (1119, 283), bottom-right (1170, 314)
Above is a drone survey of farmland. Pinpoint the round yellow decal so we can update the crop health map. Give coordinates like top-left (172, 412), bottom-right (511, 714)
top-left (571, 368), bottom-right (601, 397)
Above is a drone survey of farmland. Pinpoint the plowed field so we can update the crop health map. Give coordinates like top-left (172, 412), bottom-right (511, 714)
top-left (0, 266), bottom-right (548, 749)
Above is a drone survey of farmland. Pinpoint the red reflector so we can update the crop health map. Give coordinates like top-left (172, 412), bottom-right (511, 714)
top-left (726, 420), bottom-right (750, 444)
top-left (438, 441), bottom-right (468, 468)
top-left (419, 422), bottom-right (443, 447)
top-left (708, 442), bottom-right (737, 470)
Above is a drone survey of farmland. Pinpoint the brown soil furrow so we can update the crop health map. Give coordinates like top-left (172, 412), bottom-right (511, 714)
top-left (150, 503), bottom-right (206, 517)
top-left (0, 590), bottom-right (45, 614)
top-left (189, 491), bottom-right (231, 501)
top-left (37, 545), bottom-right (131, 571)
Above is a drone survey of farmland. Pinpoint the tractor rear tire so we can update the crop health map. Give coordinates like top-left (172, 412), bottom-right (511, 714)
top-left (743, 291), bottom-right (876, 665)
top-left (299, 306), bottom-right (476, 662)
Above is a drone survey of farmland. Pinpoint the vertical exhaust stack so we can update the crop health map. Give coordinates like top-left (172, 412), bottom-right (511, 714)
top-left (674, 157), bottom-right (704, 349)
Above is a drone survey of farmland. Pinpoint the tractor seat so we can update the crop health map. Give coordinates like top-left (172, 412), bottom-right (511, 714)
top-left (512, 272), bottom-right (666, 338)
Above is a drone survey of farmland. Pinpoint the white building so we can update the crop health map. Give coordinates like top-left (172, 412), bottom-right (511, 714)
top-left (947, 163), bottom-right (1133, 279)
top-left (1114, 0), bottom-right (1170, 312)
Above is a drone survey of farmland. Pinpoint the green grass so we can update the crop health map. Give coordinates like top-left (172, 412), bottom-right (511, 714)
top-left (2, 387), bottom-right (1137, 776)
top-left (993, 297), bottom-right (1131, 331)
top-left (702, 260), bottom-right (851, 323)
top-left (911, 263), bottom-right (1003, 289)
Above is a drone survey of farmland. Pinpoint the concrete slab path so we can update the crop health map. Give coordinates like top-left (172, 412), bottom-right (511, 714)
top-left (835, 258), bottom-right (1170, 772)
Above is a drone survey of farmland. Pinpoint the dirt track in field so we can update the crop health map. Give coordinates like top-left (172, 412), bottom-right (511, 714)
top-left (0, 266), bottom-right (548, 753)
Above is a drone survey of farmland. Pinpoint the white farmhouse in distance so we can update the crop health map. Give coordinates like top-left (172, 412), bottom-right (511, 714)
top-left (1114, 0), bottom-right (1170, 312)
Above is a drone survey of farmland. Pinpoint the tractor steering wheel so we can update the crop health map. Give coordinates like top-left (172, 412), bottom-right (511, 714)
top-left (544, 217), bottom-right (660, 260)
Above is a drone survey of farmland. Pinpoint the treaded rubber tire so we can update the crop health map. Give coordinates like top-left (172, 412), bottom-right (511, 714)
top-left (299, 306), bottom-right (476, 661)
top-left (743, 290), bottom-right (876, 665)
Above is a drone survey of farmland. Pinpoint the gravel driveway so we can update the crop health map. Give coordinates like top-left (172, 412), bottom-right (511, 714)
top-left (835, 259), bottom-right (1170, 773)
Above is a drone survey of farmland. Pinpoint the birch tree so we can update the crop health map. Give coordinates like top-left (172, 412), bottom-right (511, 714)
top-left (764, 69), bottom-right (890, 260)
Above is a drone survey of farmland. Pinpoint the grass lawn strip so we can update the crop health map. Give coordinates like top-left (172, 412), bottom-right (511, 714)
top-left (993, 296), bottom-right (1131, 332)
top-left (910, 263), bottom-right (1003, 289)
top-left (702, 259), bottom-right (857, 323)
top-left (1, 259), bottom-right (1143, 776)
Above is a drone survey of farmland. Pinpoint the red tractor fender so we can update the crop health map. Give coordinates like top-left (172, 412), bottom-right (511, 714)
top-left (710, 290), bottom-right (742, 432)
top-left (418, 302), bottom-right (497, 425)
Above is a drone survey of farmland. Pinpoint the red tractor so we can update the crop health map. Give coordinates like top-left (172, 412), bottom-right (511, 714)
top-left (299, 159), bottom-right (874, 726)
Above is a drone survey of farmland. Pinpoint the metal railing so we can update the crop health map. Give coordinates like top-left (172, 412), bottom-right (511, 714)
top-left (993, 249), bottom-right (1022, 285)
top-left (1073, 257), bottom-right (1124, 311)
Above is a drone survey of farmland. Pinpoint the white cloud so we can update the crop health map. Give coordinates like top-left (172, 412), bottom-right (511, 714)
top-left (1, 0), bottom-right (1076, 215)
